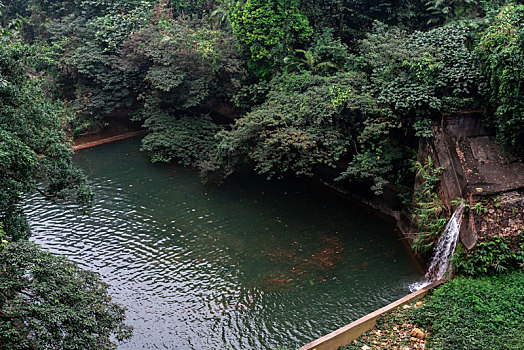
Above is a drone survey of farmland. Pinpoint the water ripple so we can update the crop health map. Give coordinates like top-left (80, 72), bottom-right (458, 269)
top-left (24, 139), bottom-right (422, 349)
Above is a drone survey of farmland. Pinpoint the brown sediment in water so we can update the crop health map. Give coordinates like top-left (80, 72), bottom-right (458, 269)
top-left (261, 235), bottom-right (345, 291)
top-left (72, 131), bottom-right (145, 151)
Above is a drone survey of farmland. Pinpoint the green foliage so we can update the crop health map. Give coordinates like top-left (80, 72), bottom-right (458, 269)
top-left (230, 0), bottom-right (313, 78)
top-left (120, 10), bottom-right (246, 166)
top-left (492, 194), bottom-right (502, 207)
top-left (35, 0), bottom-right (155, 132)
top-left (470, 201), bottom-right (488, 214)
top-left (336, 119), bottom-right (405, 195)
top-left (231, 79), bottom-right (271, 110)
top-left (169, 0), bottom-right (211, 15)
top-left (121, 12), bottom-right (246, 111)
top-left (424, 0), bottom-right (508, 25)
top-left (477, 3), bottom-right (524, 150)
top-left (308, 28), bottom-right (354, 69)
top-left (141, 111), bottom-right (220, 167)
top-left (210, 0), bottom-right (235, 29)
top-left (0, 31), bottom-right (91, 241)
top-left (283, 49), bottom-right (336, 74)
top-left (452, 197), bottom-right (489, 214)
top-left (362, 21), bottom-right (482, 120)
top-left (4, 0), bottom-right (523, 200)
top-left (216, 19), bottom-right (485, 195)
top-left (283, 29), bottom-right (354, 75)
top-left (0, 223), bottom-right (6, 248)
top-left (452, 234), bottom-right (524, 276)
top-left (0, 20), bottom-right (129, 350)
top-left (299, 0), bottom-right (409, 43)
top-left (215, 71), bottom-right (363, 179)
top-left (413, 271), bottom-right (524, 349)
top-left (330, 21), bottom-right (483, 194)
top-left (410, 156), bottom-right (448, 252)
top-left (0, 241), bottom-right (132, 349)
top-left (425, 0), bottom-right (480, 25)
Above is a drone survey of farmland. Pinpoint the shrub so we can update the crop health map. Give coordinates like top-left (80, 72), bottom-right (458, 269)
top-left (453, 234), bottom-right (524, 276)
top-left (410, 156), bottom-right (448, 252)
top-left (477, 3), bottom-right (524, 150)
top-left (214, 71), bottom-right (365, 179)
top-left (230, 0), bottom-right (313, 77)
top-left (141, 112), bottom-right (220, 167)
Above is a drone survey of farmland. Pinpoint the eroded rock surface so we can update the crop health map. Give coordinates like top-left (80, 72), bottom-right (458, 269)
top-left (421, 114), bottom-right (524, 249)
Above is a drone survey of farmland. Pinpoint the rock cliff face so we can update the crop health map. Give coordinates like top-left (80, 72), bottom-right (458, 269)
top-left (420, 113), bottom-right (524, 250)
top-left (315, 113), bottom-right (521, 256)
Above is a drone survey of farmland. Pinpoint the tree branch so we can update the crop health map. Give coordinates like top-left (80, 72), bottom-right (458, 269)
top-left (7, 173), bottom-right (54, 199)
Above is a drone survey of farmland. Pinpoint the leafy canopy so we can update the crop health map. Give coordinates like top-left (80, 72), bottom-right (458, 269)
top-left (0, 24), bottom-right (131, 350)
top-left (230, 0), bottom-right (313, 77)
top-left (0, 241), bottom-right (132, 349)
top-left (0, 31), bottom-right (91, 241)
top-left (477, 3), bottom-right (524, 150)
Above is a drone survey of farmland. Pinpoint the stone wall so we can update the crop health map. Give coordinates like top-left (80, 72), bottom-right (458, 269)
top-left (422, 113), bottom-right (524, 250)
top-left (320, 112), bottom-right (522, 254)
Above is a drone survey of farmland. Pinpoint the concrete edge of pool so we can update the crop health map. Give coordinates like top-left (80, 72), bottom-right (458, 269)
top-left (72, 131), bottom-right (145, 150)
top-left (300, 279), bottom-right (445, 350)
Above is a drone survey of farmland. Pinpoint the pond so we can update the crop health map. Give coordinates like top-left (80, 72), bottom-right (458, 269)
top-left (25, 138), bottom-right (422, 349)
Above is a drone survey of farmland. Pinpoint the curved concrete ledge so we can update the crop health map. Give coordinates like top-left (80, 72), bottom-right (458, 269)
top-left (300, 280), bottom-right (445, 350)
top-left (72, 131), bottom-right (145, 151)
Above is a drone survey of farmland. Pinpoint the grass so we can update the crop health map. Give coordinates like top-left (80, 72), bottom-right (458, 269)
top-left (414, 270), bottom-right (524, 350)
top-left (340, 270), bottom-right (524, 350)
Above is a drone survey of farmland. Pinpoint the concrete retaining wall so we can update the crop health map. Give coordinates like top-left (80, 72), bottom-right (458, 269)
top-left (300, 280), bottom-right (444, 350)
top-left (72, 131), bottom-right (145, 151)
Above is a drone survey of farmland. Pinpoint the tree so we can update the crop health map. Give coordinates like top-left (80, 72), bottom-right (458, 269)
top-left (0, 30), bottom-right (92, 241)
top-left (230, 0), bottom-right (313, 78)
top-left (0, 26), bottom-right (131, 349)
top-left (41, 0), bottom-right (154, 133)
top-left (477, 3), bottom-right (524, 151)
top-left (299, 0), bottom-right (417, 43)
top-left (119, 6), bottom-right (247, 167)
top-left (0, 241), bottom-right (132, 349)
top-left (213, 71), bottom-right (366, 180)
top-left (425, 0), bottom-right (479, 25)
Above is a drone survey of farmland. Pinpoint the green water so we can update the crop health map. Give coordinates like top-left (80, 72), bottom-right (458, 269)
top-left (25, 138), bottom-right (422, 349)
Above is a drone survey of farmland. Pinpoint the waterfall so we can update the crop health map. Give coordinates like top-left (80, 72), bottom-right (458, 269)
top-left (410, 203), bottom-right (465, 292)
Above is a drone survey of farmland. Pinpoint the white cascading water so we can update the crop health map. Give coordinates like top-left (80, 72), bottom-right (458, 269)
top-left (410, 203), bottom-right (465, 292)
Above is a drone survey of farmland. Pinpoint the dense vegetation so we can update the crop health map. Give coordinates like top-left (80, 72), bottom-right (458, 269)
top-left (453, 232), bottom-right (524, 276)
top-left (0, 240), bottom-right (132, 349)
top-left (0, 18), bottom-right (131, 349)
top-left (413, 270), bottom-right (524, 349)
top-left (343, 270), bottom-right (524, 350)
top-left (0, 26), bottom-right (91, 241)
top-left (2, 0), bottom-right (523, 200)
top-left (2, 0), bottom-right (524, 348)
